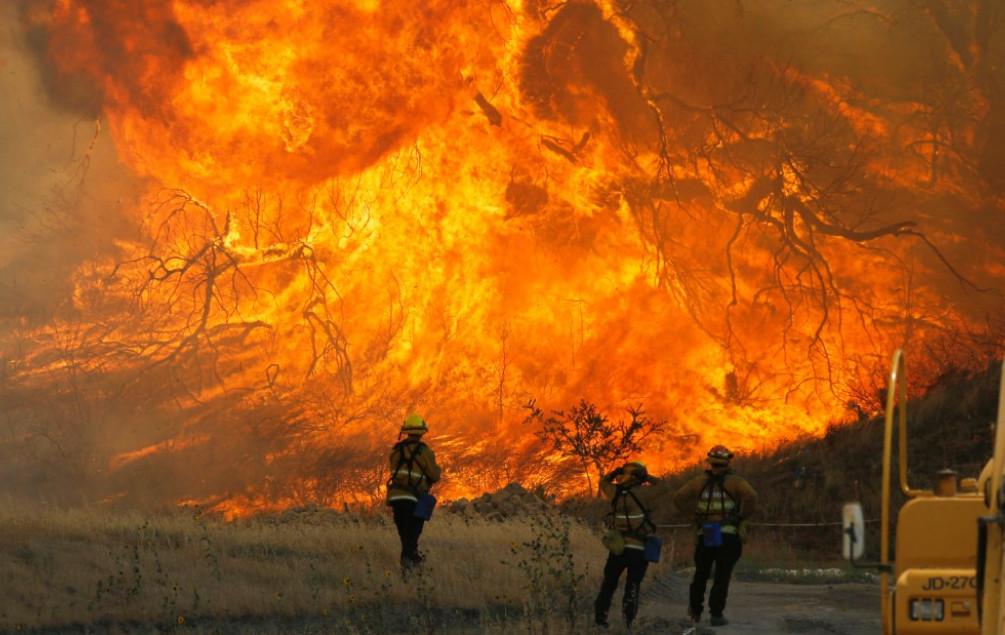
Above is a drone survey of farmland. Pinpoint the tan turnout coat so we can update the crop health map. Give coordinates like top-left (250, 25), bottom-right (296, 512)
top-left (673, 470), bottom-right (758, 539)
top-left (600, 473), bottom-right (664, 551)
top-left (386, 439), bottom-right (441, 504)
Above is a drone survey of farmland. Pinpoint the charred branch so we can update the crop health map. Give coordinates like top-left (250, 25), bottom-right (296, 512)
top-left (474, 91), bottom-right (503, 126)
top-left (540, 135), bottom-right (579, 164)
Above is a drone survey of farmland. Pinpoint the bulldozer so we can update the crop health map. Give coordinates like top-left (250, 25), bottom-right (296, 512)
top-left (842, 349), bottom-right (995, 634)
top-left (976, 358), bottom-right (1005, 634)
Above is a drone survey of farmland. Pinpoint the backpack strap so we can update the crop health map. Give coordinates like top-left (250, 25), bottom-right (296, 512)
top-left (697, 472), bottom-right (739, 521)
top-left (613, 485), bottom-right (656, 537)
top-left (603, 485), bottom-right (620, 528)
top-left (388, 443), bottom-right (408, 489)
top-left (625, 488), bottom-right (656, 535)
top-left (389, 440), bottom-right (430, 494)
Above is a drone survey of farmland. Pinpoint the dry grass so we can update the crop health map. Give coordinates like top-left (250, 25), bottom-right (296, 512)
top-left (0, 499), bottom-right (881, 632)
top-left (0, 503), bottom-right (631, 633)
top-left (16, 360), bottom-right (990, 632)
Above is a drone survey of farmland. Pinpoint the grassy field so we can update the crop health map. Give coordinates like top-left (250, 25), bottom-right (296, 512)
top-left (0, 502), bottom-right (870, 634)
top-left (10, 363), bottom-right (995, 633)
top-left (0, 504), bottom-right (607, 633)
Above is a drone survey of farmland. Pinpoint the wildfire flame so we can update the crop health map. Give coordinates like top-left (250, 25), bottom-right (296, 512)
top-left (4, 0), bottom-right (1004, 514)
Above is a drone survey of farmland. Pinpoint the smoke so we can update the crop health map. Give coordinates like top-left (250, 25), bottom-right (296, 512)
top-left (17, 0), bottom-right (192, 117)
top-left (0, 0), bottom-right (1003, 511)
top-left (14, 0), bottom-right (477, 189)
top-left (0, 2), bottom-right (141, 320)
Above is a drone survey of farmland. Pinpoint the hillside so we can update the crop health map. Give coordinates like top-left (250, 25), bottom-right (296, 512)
top-left (655, 360), bottom-right (1003, 557)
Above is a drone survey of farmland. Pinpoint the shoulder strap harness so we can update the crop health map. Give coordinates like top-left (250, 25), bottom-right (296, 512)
top-left (697, 471), bottom-right (739, 522)
top-left (612, 484), bottom-right (656, 538)
top-left (389, 440), bottom-right (430, 495)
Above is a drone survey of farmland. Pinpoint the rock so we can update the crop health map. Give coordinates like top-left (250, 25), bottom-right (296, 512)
top-left (444, 482), bottom-right (556, 520)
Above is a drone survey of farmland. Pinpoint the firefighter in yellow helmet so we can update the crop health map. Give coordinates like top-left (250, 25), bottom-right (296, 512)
top-left (594, 460), bottom-right (664, 629)
top-left (674, 445), bottom-right (758, 627)
top-left (386, 413), bottom-right (441, 572)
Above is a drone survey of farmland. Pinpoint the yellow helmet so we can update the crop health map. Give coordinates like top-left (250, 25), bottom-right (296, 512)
top-left (401, 413), bottom-right (428, 435)
top-left (707, 445), bottom-right (733, 467)
top-left (623, 461), bottom-right (648, 481)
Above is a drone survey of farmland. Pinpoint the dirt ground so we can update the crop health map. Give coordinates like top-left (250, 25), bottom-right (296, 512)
top-left (625, 571), bottom-right (882, 635)
top-left (18, 578), bottom-right (882, 634)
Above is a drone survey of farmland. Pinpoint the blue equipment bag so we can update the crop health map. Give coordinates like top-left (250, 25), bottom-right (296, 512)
top-left (414, 493), bottom-right (437, 520)
top-left (702, 522), bottom-right (723, 547)
top-left (643, 535), bottom-right (663, 563)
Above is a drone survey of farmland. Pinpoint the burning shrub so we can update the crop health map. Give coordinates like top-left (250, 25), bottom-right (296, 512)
top-left (1, 0), bottom-right (1003, 512)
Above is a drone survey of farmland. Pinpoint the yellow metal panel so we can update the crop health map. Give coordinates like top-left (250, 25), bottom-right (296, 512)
top-left (984, 522), bottom-right (1004, 635)
top-left (895, 568), bottom-right (979, 634)
top-left (981, 359), bottom-right (1005, 635)
top-left (896, 496), bottom-right (985, 575)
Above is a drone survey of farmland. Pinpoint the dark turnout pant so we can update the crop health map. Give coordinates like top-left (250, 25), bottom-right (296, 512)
top-left (391, 500), bottom-right (426, 569)
top-left (689, 533), bottom-right (743, 618)
top-left (595, 548), bottom-right (650, 626)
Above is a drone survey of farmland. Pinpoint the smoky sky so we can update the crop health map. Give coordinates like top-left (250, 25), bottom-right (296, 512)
top-left (0, 3), bottom-right (141, 319)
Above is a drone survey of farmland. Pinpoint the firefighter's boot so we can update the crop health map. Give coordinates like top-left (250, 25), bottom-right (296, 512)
top-left (594, 609), bottom-right (609, 628)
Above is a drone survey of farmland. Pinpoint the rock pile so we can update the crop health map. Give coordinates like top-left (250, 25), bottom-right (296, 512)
top-left (252, 504), bottom-right (384, 527)
top-left (446, 482), bottom-right (553, 520)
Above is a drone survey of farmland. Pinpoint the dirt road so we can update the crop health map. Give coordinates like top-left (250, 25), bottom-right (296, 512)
top-left (22, 578), bottom-right (882, 634)
top-left (630, 572), bottom-right (882, 634)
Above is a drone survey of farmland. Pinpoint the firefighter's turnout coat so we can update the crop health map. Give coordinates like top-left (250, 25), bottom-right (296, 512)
top-left (599, 472), bottom-right (663, 551)
top-left (386, 438), bottom-right (441, 504)
top-left (673, 470), bottom-right (758, 540)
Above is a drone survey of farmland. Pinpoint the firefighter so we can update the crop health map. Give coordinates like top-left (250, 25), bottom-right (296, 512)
top-left (594, 461), bottom-right (663, 630)
top-left (673, 445), bottom-right (758, 627)
top-left (386, 413), bottom-right (441, 572)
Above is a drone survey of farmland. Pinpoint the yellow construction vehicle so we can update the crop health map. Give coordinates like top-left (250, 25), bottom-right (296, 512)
top-left (976, 360), bottom-right (1005, 634)
top-left (842, 349), bottom-right (987, 634)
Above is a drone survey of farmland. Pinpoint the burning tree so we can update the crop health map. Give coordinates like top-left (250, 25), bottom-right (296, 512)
top-left (1, 0), bottom-right (1003, 511)
top-left (526, 399), bottom-right (669, 496)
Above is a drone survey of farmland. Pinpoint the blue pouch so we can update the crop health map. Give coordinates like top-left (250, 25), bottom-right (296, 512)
top-left (644, 535), bottom-right (663, 563)
top-left (414, 494), bottom-right (437, 520)
top-left (702, 522), bottom-right (723, 547)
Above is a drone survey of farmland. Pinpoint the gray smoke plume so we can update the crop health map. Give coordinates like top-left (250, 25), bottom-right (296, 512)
top-left (0, 2), bottom-right (141, 321)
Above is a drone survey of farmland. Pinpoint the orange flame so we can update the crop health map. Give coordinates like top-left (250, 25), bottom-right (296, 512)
top-left (12, 0), bottom-right (1004, 511)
